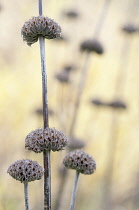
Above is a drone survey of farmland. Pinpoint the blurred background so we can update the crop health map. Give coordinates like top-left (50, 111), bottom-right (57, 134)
top-left (1, 0), bottom-right (139, 209)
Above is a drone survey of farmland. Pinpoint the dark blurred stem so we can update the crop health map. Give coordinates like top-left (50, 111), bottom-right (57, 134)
top-left (38, 1), bottom-right (51, 210)
top-left (69, 52), bottom-right (90, 137)
top-left (24, 182), bottom-right (29, 210)
top-left (70, 171), bottom-right (80, 210)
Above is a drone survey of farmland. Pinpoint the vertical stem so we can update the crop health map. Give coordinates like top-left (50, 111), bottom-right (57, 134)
top-left (69, 53), bottom-right (90, 137)
top-left (24, 182), bottom-right (29, 210)
top-left (70, 171), bottom-right (80, 210)
top-left (39, 36), bottom-right (51, 210)
top-left (93, 0), bottom-right (112, 39)
top-left (38, 1), bottom-right (51, 210)
top-left (39, 0), bottom-right (43, 16)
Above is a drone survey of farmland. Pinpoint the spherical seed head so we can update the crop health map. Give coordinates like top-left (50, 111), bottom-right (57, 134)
top-left (80, 39), bottom-right (104, 54)
top-left (122, 23), bottom-right (139, 34)
top-left (63, 150), bottom-right (96, 175)
top-left (21, 16), bottom-right (61, 46)
top-left (25, 128), bottom-right (68, 153)
top-left (68, 137), bottom-right (86, 150)
top-left (7, 159), bottom-right (44, 183)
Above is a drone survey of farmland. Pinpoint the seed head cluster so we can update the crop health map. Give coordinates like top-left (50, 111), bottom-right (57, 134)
top-left (80, 39), bottom-right (104, 54)
top-left (63, 150), bottom-right (96, 175)
top-left (21, 16), bottom-right (61, 46)
top-left (7, 159), bottom-right (44, 183)
top-left (25, 128), bottom-right (68, 153)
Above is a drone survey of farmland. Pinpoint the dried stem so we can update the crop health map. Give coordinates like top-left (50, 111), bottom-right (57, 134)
top-left (69, 53), bottom-right (90, 137)
top-left (38, 1), bottom-right (51, 210)
top-left (70, 171), bottom-right (80, 210)
top-left (24, 182), bottom-right (29, 210)
top-left (93, 0), bottom-right (112, 39)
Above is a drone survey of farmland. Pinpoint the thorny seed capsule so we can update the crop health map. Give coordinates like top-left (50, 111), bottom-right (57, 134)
top-left (21, 16), bottom-right (61, 46)
top-left (80, 39), bottom-right (104, 54)
top-left (63, 150), bottom-right (96, 175)
top-left (25, 128), bottom-right (68, 153)
top-left (7, 159), bottom-right (44, 183)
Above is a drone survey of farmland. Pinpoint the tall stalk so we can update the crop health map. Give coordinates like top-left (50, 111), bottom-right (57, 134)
top-left (24, 182), bottom-right (29, 210)
top-left (38, 0), bottom-right (51, 209)
top-left (70, 171), bottom-right (80, 210)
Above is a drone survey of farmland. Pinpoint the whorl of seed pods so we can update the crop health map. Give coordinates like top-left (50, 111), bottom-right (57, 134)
top-left (80, 39), bottom-right (104, 54)
top-left (25, 128), bottom-right (68, 153)
top-left (63, 150), bottom-right (96, 175)
top-left (7, 159), bottom-right (44, 183)
top-left (21, 16), bottom-right (61, 46)
top-left (68, 137), bottom-right (86, 150)
top-left (122, 24), bottom-right (139, 34)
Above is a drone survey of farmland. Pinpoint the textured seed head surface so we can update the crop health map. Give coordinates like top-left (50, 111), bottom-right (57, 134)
top-left (80, 39), bottom-right (104, 54)
top-left (68, 137), bottom-right (86, 150)
top-left (25, 128), bottom-right (68, 153)
top-left (7, 159), bottom-right (44, 183)
top-left (63, 150), bottom-right (96, 175)
top-left (21, 16), bottom-right (61, 46)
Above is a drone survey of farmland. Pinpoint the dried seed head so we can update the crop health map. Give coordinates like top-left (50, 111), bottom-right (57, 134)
top-left (122, 23), bottom-right (139, 34)
top-left (21, 16), bottom-right (61, 46)
top-left (80, 39), bottom-right (104, 54)
top-left (90, 98), bottom-right (107, 107)
top-left (108, 100), bottom-right (127, 110)
top-left (25, 128), bottom-right (68, 153)
top-left (64, 10), bottom-right (79, 18)
top-left (63, 150), bottom-right (96, 175)
top-left (68, 137), bottom-right (86, 150)
top-left (7, 159), bottom-right (44, 183)
top-left (55, 71), bottom-right (70, 83)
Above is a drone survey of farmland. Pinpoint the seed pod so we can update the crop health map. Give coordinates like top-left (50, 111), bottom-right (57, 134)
top-left (64, 10), bottom-right (79, 18)
top-left (68, 137), bottom-right (86, 150)
top-left (7, 159), bottom-right (44, 183)
top-left (122, 23), bottom-right (139, 34)
top-left (55, 71), bottom-right (70, 83)
top-left (21, 16), bottom-right (61, 46)
top-left (80, 39), bottom-right (104, 54)
top-left (25, 128), bottom-right (68, 153)
top-left (107, 100), bottom-right (127, 110)
top-left (63, 150), bottom-right (96, 175)
top-left (90, 98), bottom-right (106, 107)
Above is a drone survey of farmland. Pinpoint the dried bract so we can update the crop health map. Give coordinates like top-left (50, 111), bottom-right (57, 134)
top-left (63, 150), bottom-right (96, 175)
top-left (80, 39), bottom-right (104, 54)
top-left (25, 128), bottom-right (68, 153)
top-left (7, 159), bottom-right (44, 183)
top-left (21, 16), bottom-right (61, 46)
